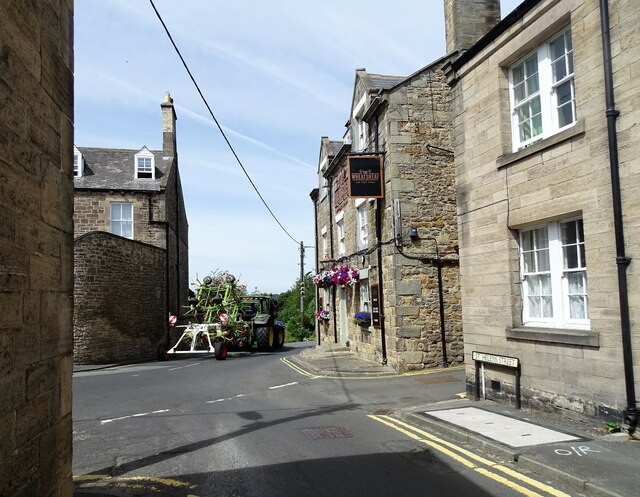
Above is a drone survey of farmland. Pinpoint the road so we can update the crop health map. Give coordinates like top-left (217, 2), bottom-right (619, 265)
top-left (73, 343), bottom-right (569, 497)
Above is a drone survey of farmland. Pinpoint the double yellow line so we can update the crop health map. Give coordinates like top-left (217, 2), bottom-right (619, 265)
top-left (281, 356), bottom-right (317, 377)
top-left (368, 415), bottom-right (572, 497)
top-left (281, 356), bottom-right (464, 380)
top-left (73, 474), bottom-right (199, 496)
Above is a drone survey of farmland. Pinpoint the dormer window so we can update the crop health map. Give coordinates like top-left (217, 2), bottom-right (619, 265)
top-left (73, 146), bottom-right (84, 177)
top-left (134, 147), bottom-right (155, 179)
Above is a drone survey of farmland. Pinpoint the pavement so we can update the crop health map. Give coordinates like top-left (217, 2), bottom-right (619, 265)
top-left (288, 343), bottom-right (640, 497)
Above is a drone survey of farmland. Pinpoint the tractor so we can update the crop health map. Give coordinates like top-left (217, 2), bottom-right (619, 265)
top-left (158, 273), bottom-right (285, 361)
top-left (240, 295), bottom-right (285, 352)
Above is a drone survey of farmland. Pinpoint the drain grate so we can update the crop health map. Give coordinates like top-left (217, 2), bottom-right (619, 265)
top-left (416, 375), bottom-right (460, 384)
top-left (300, 426), bottom-right (353, 440)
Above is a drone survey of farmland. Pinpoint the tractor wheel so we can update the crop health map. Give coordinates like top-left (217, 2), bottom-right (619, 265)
top-left (157, 343), bottom-right (170, 361)
top-left (275, 328), bottom-right (285, 349)
top-left (214, 341), bottom-right (228, 360)
top-left (256, 326), bottom-right (274, 352)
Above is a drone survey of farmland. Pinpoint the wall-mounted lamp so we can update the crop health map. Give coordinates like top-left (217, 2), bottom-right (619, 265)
top-left (408, 227), bottom-right (419, 240)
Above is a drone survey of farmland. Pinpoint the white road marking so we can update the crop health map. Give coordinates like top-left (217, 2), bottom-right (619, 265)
top-left (269, 382), bottom-right (299, 390)
top-left (101, 409), bottom-right (169, 424)
top-left (168, 362), bottom-right (203, 371)
top-left (235, 394), bottom-right (246, 398)
top-left (206, 399), bottom-right (226, 404)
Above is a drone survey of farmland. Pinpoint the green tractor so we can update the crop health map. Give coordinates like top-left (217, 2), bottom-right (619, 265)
top-left (164, 274), bottom-right (285, 360)
top-left (240, 295), bottom-right (285, 352)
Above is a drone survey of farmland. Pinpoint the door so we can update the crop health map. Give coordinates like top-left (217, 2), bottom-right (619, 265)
top-left (339, 287), bottom-right (349, 344)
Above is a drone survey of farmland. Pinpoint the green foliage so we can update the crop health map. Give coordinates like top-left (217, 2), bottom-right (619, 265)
top-left (274, 274), bottom-right (316, 342)
top-left (185, 270), bottom-right (248, 323)
top-left (605, 420), bottom-right (621, 433)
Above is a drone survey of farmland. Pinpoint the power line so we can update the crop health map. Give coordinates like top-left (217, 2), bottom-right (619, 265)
top-left (148, 0), bottom-right (300, 246)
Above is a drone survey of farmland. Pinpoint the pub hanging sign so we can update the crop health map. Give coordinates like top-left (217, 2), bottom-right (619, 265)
top-left (348, 154), bottom-right (384, 199)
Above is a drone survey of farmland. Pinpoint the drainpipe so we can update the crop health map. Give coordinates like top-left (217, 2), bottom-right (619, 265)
top-left (310, 189), bottom-right (321, 345)
top-left (148, 194), bottom-right (170, 345)
top-left (599, 0), bottom-right (637, 433)
top-left (374, 116), bottom-right (388, 365)
top-left (175, 163), bottom-right (181, 317)
top-left (327, 176), bottom-right (338, 344)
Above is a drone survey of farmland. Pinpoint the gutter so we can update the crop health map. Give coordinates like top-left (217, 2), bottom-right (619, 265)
top-left (599, 0), bottom-right (637, 433)
top-left (309, 188), bottom-right (321, 345)
top-left (373, 115), bottom-right (388, 365)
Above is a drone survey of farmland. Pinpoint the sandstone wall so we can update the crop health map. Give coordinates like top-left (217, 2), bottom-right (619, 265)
top-left (73, 232), bottom-right (166, 364)
top-left (0, 2), bottom-right (74, 495)
top-left (451, 0), bottom-right (640, 419)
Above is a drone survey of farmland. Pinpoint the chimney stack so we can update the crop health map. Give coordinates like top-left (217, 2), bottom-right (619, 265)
top-left (161, 91), bottom-right (177, 158)
top-left (444, 0), bottom-right (501, 54)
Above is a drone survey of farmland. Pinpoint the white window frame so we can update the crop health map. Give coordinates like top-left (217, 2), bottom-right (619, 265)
top-left (359, 280), bottom-right (370, 313)
top-left (323, 288), bottom-right (330, 312)
top-left (110, 202), bottom-right (134, 239)
top-left (509, 27), bottom-right (576, 151)
top-left (319, 157), bottom-right (329, 201)
top-left (73, 146), bottom-right (84, 177)
top-left (519, 218), bottom-right (589, 330)
top-left (356, 200), bottom-right (368, 251)
top-left (352, 94), bottom-right (367, 152)
top-left (336, 219), bottom-right (345, 257)
top-left (135, 147), bottom-right (155, 179)
top-left (321, 227), bottom-right (328, 259)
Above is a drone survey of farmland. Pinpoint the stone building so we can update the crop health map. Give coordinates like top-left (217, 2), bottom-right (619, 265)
top-left (0, 3), bottom-right (74, 496)
top-left (311, 65), bottom-right (464, 372)
top-left (446, 0), bottom-right (639, 427)
top-left (73, 94), bottom-right (189, 364)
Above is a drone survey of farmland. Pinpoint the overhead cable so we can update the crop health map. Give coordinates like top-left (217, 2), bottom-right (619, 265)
top-left (148, 0), bottom-right (300, 245)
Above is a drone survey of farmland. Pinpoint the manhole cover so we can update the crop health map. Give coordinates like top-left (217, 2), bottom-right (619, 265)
top-left (300, 426), bottom-right (353, 440)
top-left (416, 375), bottom-right (460, 384)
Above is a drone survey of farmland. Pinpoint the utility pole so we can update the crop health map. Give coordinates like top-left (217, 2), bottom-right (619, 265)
top-left (299, 241), bottom-right (305, 325)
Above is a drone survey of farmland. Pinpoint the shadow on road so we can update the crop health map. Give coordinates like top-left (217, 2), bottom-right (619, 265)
top-left (86, 402), bottom-right (360, 477)
top-left (75, 447), bottom-right (502, 497)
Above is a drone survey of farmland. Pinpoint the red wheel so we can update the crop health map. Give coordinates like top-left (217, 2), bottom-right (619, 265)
top-left (214, 341), bottom-right (228, 360)
top-left (157, 343), bottom-right (170, 361)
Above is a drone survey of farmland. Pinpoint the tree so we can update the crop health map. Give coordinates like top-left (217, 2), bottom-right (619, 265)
top-left (274, 274), bottom-right (316, 341)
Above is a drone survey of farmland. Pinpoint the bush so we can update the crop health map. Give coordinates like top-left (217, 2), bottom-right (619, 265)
top-left (275, 274), bottom-right (316, 342)
top-left (285, 318), bottom-right (313, 342)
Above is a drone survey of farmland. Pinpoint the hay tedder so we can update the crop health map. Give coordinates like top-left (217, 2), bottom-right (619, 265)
top-left (157, 273), bottom-right (285, 361)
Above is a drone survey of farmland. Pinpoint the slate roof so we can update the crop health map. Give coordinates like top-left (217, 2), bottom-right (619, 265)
top-left (329, 140), bottom-right (343, 157)
top-left (359, 72), bottom-right (406, 91)
top-left (74, 147), bottom-right (168, 192)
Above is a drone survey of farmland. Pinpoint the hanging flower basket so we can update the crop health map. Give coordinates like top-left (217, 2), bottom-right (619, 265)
top-left (353, 311), bottom-right (371, 327)
top-left (332, 265), bottom-right (360, 288)
top-left (313, 265), bottom-right (360, 289)
top-left (315, 310), bottom-right (330, 322)
top-left (312, 270), bottom-right (335, 288)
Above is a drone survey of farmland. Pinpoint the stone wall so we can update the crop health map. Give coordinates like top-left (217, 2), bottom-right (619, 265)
top-left (74, 179), bottom-right (188, 318)
top-left (314, 67), bottom-right (462, 373)
top-left (0, 2), bottom-right (74, 496)
top-left (74, 232), bottom-right (166, 364)
top-left (162, 164), bottom-right (190, 317)
top-left (450, 0), bottom-right (640, 419)
top-left (74, 190), bottom-right (166, 247)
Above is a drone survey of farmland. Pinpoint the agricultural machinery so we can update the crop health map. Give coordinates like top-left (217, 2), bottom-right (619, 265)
top-left (157, 273), bottom-right (285, 361)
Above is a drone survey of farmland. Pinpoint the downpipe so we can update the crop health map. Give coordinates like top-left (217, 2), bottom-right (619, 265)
top-left (599, 0), bottom-right (637, 433)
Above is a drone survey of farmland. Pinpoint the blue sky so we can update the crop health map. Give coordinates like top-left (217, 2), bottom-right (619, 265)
top-left (74, 0), bottom-right (522, 293)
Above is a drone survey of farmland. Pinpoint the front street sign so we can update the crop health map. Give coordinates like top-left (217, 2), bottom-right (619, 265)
top-left (471, 351), bottom-right (519, 368)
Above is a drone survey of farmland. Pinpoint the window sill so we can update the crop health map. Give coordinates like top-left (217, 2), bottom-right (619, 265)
top-left (506, 326), bottom-right (599, 347)
top-left (497, 119), bottom-right (585, 169)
